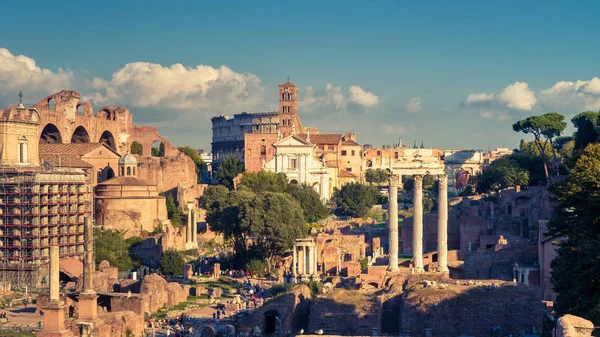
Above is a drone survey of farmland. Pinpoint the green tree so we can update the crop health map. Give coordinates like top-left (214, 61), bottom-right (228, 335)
top-left (239, 171), bottom-right (289, 193)
top-left (248, 192), bottom-right (307, 273)
top-left (333, 183), bottom-right (379, 218)
top-left (178, 146), bottom-right (207, 183)
top-left (513, 113), bottom-right (566, 182)
top-left (216, 156), bottom-right (244, 190)
top-left (159, 249), bottom-right (185, 276)
top-left (572, 111), bottom-right (600, 150)
top-left (287, 184), bottom-right (329, 223)
top-left (94, 229), bottom-right (141, 271)
top-left (365, 169), bottom-right (390, 184)
top-left (130, 141), bottom-right (143, 156)
top-left (476, 156), bottom-right (530, 193)
top-left (165, 194), bottom-right (183, 226)
top-left (422, 194), bottom-right (434, 213)
top-left (151, 142), bottom-right (165, 157)
top-left (548, 143), bottom-right (600, 324)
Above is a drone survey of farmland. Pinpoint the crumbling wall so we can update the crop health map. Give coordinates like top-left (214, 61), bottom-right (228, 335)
top-left (554, 314), bottom-right (595, 337)
top-left (139, 273), bottom-right (188, 314)
top-left (93, 311), bottom-right (145, 337)
top-left (136, 154), bottom-right (196, 194)
top-left (399, 276), bottom-right (542, 337)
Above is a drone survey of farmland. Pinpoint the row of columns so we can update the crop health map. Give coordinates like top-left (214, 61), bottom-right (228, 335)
top-left (292, 239), bottom-right (317, 281)
top-left (387, 174), bottom-right (448, 273)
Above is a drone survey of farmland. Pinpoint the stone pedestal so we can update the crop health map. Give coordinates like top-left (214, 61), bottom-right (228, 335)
top-left (213, 263), bottom-right (221, 279)
top-left (437, 175), bottom-right (449, 273)
top-left (39, 301), bottom-right (70, 337)
top-left (77, 292), bottom-right (98, 321)
top-left (412, 175), bottom-right (424, 273)
top-left (387, 174), bottom-right (399, 272)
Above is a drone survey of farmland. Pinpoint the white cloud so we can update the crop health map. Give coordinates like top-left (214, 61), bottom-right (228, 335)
top-left (0, 48), bottom-right (73, 104)
top-left (464, 81), bottom-right (537, 111)
top-left (404, 97), bottom-right (422, 113)
top-left (537, 78), bottom-right (600, 112)
top-left (300, 83), bottom-right (381, 112)
top-left (348, 85), bottom-right (381, 108)
top-left (381, 124), bottom-right (406, 135)
top-left (497, 114), bottom-right (511, 121)
top-left (479, 111), bottom-right (494, 119)
top-left (82, 62), bottom-right (267, 116)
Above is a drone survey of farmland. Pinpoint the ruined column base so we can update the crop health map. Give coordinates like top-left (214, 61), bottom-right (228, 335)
top-left (78, 292), bottom-right (98, 321)
top-left (437, 267), bottom-right (449, 273)
top-left (413, 267), bottom-right (424, 274)
top-left (40, 301), bottom-right (72, 337)
top-left (387, 264), bottom-right (399, 272)
top-left (185, 241), bottom-right (198, 250)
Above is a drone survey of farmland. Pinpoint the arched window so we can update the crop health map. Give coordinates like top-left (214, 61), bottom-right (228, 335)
top-left (260, 145), bottom-right (266, 156)
top-left (127, 167), bottom-right (131, 176)
top-left (288, 106), bottom-right (293, 113)
top-left (282, 93), bottom-right (285, 100)
top-left (120, 167), bottom-right (124, 176)
top-left (288, 93), bottom-right (292, 100)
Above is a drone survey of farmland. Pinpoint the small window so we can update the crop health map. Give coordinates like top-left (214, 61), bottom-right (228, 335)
top-left (318, 145), bottom-right (325, 150)
top-left (127, 167), bottom-right (131, 176)
top-left (97, 170), bottom-right (102, 184)
top-left (282, 93), bottom-right (285, 100)
top-left (395, 152), bottom-right (399, 159)
top-left (291, 158), bottom-right (297, 169)
top-left (133, 167), bottom-right (136, 176)
top-left (260, 145), bottom-right (267, 156)
top-left (351, 150), bottom-right (355, 156)
top-left (289, 106), bottom-right (293, 113)
top-left (283, 106), bottom-right (287, 113)
top-left (328, 145), bottom-right (334, 151)
top-left (346, 167), bottom-right (352, 172)
top-left (19, 143), bottom-right (25, 163)
top-left (377, 151), bottom-right (382, 156)
top-left (120, 167), bottom-right (124, 176)
top-left (341, 150), bottom-right (347, 156)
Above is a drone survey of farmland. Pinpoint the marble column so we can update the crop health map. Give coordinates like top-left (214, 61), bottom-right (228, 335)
top-left (413, 175), bottom-right (424, 273)
top-left (192, 210), bottom-right (198, 243)
top-left (308, 245), bottom-right (314, 275)
top-left (186, 205), bottom-right (192, 243)
top-left (437, 175), bottom-right (449, 273)
top-left (298, 246), bottom-right (305, 275)
top-left (387, 174), bottom-right (399, 272)
top-left (79, 216), bottom-right (98, 321)
top-left (292, 246), bottom-right (297, 279)
top-left (49, 246), bottom-right (59, 301)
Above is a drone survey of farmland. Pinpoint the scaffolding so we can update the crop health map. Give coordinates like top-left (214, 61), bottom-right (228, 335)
top-left (0, 159), bottom-right (93, 291)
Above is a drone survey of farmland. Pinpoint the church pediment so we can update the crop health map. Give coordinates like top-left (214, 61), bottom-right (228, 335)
top-left (274, 134), bottom-right (313, 147)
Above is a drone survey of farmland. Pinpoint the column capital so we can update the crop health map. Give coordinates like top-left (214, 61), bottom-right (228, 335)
top-left (413, 174), bottom-right (423, 185)
top-left (437, 174), bottom-right (448, 188)
top-left (389, 174), bottom-right (400, 187)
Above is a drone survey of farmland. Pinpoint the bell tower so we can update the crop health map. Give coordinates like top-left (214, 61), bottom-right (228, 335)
top-left (278, 81), bottom-right (303, 137)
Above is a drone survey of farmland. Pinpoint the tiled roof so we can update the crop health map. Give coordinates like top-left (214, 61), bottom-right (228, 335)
top-left (338, 170), bottom-right (357, 178)
top-left (299, 133), bottom-right (342, 145)
top-left (39, 154), bottom-right (93, 168)
top-left (341, 140), bottom-right (361, 146)
top-left (39, 143), bottom-right (120, 157)
top-left (279, 81), bottom-right (297, 88)
top-left (97, 176), bottom-right (153, 186)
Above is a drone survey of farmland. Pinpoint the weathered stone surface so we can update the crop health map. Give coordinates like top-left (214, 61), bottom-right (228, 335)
top-left (555, 315), bottom-right (595, 337)
top-left (93, 311), bottom-right (144, 337)
top-left (139, 273), bottom-right (187, 313)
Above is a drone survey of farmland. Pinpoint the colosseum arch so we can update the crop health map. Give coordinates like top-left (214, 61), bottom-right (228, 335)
top-left (99, 130), bottom-right (117, 151)
top-left (70, 126), bottom-right (90, 144)
top-left (40, 123), bottom-right (62, 144)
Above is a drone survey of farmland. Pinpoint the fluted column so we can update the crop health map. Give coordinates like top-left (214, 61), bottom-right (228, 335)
top-left (49, 246), bottom-right (59, 301)
top-left (413, 175), bottom-right (424, 273)
top-left (292, 246), bottom-right (297, 279)
top-left (437, 175), bottom-right (449, 272)
top-left (387, 174), bottom-right (399, 272)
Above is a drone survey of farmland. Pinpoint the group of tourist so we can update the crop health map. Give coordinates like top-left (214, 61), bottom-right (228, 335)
top-left (225, 269), bottom-right (251, 279)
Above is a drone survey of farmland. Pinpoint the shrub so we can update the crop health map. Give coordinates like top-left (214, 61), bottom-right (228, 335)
top-left (271, 283), bottom-right (294, 297)
top-left (246, 259), bottom-right (267, 277)
top-left (359, 257), bottom-right (368, 271)
top-left (305, 280), bottom-right (322, 299)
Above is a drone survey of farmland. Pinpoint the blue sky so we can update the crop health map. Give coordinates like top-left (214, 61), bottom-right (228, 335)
top-left (1, 0), bottom-right (599, 150)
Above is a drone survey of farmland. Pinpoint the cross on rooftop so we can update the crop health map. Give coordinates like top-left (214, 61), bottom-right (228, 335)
top-left (18, 91), bottom-right (23, 104)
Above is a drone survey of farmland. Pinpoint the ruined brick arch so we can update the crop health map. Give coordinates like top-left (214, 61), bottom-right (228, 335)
top-left (128, 125), bottom-right (178, 157)
top-left (99, 130), bottom-right (117, 151)
top-left (76, 102), bottom-right (94, 117)
top-left (40, 123), bottom-right (63, 144)
top-left (96, 108), bottom-right (115, 121)
top-left (70, 125), bottom-right (90, 144)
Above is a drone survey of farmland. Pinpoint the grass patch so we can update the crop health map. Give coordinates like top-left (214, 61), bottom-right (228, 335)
top-left (198, 277), bottom-right (239, 290)
top-left (0, 329), bottom-right (36, 337)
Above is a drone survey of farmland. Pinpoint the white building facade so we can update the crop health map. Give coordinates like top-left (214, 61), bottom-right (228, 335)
top-left (264, 135), bottom-right (330, 202)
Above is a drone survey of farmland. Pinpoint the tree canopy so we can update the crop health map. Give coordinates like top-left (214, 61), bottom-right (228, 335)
top-left (548, 143), bottom-right (600, 324)
top-left (365, 168), bottom-right (390, 184)
top-left (333, 182), bottom-right (379, 218)
top-left (130, 141), bottom-right (143, 155)
top-left (476, 155), bottom-right (530, 193)
top-left (178, 146), bottom-right (207, 183)
top-left (513, 113), bottom-right (566, 182)
top-left (94, 229), bottom-right (141, 271)
top-left (216, 156), bottom-right (244, 189)
top-left (572, 111), bottom-right (600, 150)
top-left (165, 194), bottom-right (184, 226)
top-left (159, 249), bottom-right (185, 276)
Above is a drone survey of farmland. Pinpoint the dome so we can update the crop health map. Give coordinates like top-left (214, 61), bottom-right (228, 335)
top-left (118, 153), bottom-right (137, 165)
